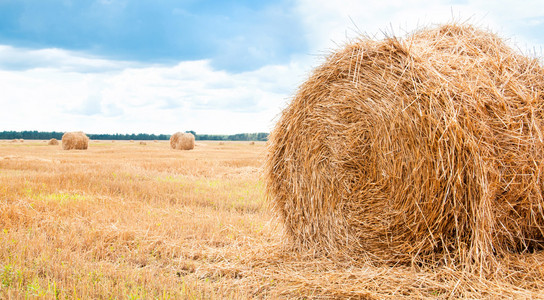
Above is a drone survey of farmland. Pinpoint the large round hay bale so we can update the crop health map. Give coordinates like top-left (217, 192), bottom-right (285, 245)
top-left (48, 138), bottom-right (59, 145)
top-left (265, 24), bottom-right (544, 266)
top-left (170, 132), bottom-right (195, 150)
top-left (62, 131), bottom-right (89, 150)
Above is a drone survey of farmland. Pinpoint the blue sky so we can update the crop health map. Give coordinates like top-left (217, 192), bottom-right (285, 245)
top-left (1, 0), bottom-right (543, 134)
top-left (0, 0), bottom-right (306, 72)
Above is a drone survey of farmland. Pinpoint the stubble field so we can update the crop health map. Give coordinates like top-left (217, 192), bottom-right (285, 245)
top-left (1, 140), bottom-right (543, 299)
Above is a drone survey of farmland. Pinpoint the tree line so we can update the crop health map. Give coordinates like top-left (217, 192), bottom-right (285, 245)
top-left (0, 131), bottom-right (269, 141)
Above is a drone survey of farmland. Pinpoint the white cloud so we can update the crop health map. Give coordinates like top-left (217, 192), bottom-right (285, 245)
top-left (0, 45), bottom-right (134, 72)
top-left (0, 45), bottom-right (307, 134)
top-left (294, 0), bottom-right (544, 58)
top-left (2, 0), bottom-right (543, 135)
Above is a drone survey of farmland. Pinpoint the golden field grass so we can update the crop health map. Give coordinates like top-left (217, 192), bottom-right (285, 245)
top-left (1, 140), bottom-right (544, 299)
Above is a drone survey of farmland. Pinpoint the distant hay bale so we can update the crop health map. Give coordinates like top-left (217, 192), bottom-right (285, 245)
top-left (249, 141), bottom-right (255, 145)
top-left (19, 139), bottom-right (24, 142)
top-left (154, 140), bottom-right (158, 143)
top-left (130, 140), bottom-right (134, 143)
top-left (170, 132), bottom-right (195, 150)
top-left (48, 138), bottom-right (59, 145)
top-left (62, 131), bottom-right (89, 150)
top-left (140, 141), bottom-right (147, 145)
top-left (265, 24), bottom-right (544, 267)
top-left (11, 139), bottom-right (17, 143)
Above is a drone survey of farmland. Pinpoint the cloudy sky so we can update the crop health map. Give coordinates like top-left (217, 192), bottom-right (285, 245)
top-left (1, 0), bottom-right (543, 135)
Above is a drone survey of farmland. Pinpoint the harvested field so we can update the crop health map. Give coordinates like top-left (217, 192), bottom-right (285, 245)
top-left (0, 140), bottom-right (543, 298)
